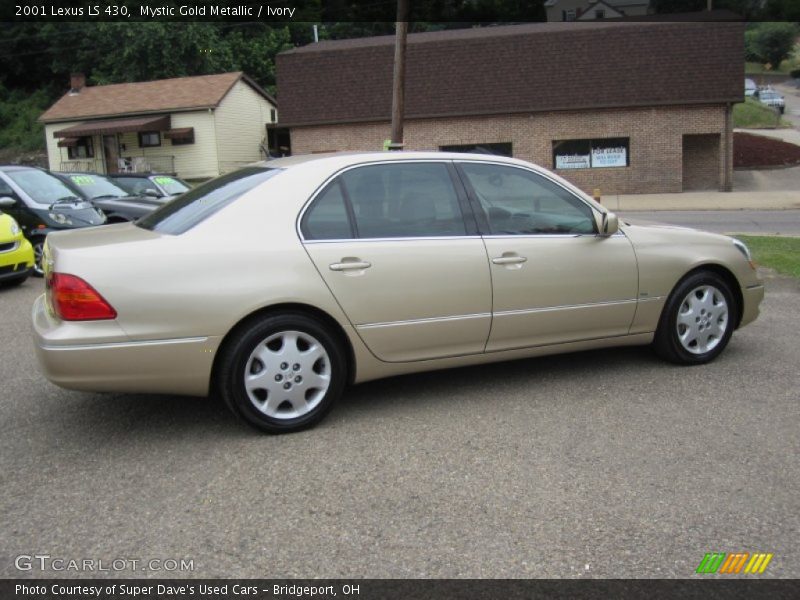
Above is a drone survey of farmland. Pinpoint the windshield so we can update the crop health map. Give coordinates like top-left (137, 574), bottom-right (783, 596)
top-left (137, 167), bottom-right (281, 234)
top-left (6, 169), bottom-right (80, 207)
top-left (66, 174), bottom-right (129, 199)
top-left (151, 175), bottom-right (190, 195)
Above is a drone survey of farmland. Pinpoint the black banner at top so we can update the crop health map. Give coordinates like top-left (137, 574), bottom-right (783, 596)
top-left (0, 0), bottom-right (765, 23)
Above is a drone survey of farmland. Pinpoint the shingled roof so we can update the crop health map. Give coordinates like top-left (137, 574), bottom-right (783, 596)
top-left (276, 21), bottom-right (743, 127)
top-left (40, 72), bottom-right (276, 123)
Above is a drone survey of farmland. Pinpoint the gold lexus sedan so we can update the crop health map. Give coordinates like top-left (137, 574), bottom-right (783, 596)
top-left (32, 153), bottom-right (764, 433)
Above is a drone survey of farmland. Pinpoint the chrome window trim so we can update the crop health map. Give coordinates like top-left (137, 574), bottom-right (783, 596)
top-left (296, 159), bottom-right (467, 243)
top-left (354, 297), bottom-right (652, 330)
top-left (357, 312), bottom-right (491, 329)
top-left (304, 235), bottom-right (484, 245)
top-left (296, 157), bottom-right (614, 243)
top-left (41, 336), bottom-right (209, 351)
top-left (493, 298), bottom-right (639, 318)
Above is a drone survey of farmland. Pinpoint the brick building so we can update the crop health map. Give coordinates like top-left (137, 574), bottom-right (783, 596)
top-left (276, 21), bottom-right (743, 194)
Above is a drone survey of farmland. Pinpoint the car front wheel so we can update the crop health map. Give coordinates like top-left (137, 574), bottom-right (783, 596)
top-left (653, 271), bottom-right (737, 365)
top-left (217, 313), bottom-right (346, 433)
top-left (31, 238), bottom-right (45, 277)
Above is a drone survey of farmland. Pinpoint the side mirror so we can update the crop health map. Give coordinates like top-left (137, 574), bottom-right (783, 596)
top-left (598, 211), bottom-right (619, 236)
top-left (143, 189), bottom-right (160, 198)
top-left (0, 196), bottom-right (16, 207)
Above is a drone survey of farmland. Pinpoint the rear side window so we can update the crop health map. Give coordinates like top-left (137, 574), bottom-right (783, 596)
top-left (114, 177), bottom-right (153, 196)
top-left (301, 180), bottom-right (353, 240)
top-left (137, 167), bottom-right (281, 234)
top-left (302, 162), bottom-right (467, 240)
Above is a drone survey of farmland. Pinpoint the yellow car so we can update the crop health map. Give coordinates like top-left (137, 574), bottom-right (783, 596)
top-left (0, 211), bottom-right (34, 286)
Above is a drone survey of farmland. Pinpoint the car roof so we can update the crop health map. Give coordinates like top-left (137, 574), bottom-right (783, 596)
top-left (111, 172), bottom-right (176, 178)
top-left (0, 165), bottom-right (46, 172)
top-left (259, 151), bottom-right (534, 171)
top-left (56, 171), bottom-right (107, 176)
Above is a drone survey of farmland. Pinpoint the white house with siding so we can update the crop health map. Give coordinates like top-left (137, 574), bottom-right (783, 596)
top-left (39, 72), bottom-right (277, 181)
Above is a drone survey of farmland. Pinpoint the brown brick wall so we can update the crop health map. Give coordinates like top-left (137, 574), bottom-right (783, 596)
top-left (289, 104), bottom-right (730, 195)
top-left (682, 134), bottom-right (722, 191)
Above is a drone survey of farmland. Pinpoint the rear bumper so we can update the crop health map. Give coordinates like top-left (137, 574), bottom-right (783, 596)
top-left (740, 283), bottom-right (765, 328)
top-left (32, 294), bottom-right (221, 396)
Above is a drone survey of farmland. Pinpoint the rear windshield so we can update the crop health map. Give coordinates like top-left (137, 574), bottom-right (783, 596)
top-left (137, 167), bottom-right (281, 235)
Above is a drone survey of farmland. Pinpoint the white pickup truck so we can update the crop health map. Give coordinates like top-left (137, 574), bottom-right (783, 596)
top-left (757, 88), bottom-right (786, 114)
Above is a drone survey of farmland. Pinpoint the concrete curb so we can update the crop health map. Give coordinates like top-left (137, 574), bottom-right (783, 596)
top-left (600, 191), bottom-right (800, 212)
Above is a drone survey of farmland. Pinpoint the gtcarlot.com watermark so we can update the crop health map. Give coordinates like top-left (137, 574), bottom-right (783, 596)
top-left (15, 554), bottom-right (194, 572)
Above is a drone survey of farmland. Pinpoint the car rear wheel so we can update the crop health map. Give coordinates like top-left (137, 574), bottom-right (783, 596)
top-left (653, 271), bottom-right (736, 365)
top-left (217, 313), bottom-right (346, 433)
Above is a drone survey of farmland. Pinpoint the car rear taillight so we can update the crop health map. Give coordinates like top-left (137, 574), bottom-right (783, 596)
top-left (47, 273), bottom-right (117, 321)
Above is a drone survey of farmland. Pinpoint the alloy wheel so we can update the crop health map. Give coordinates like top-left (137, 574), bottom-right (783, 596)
top-left (676, 285), bottom-right (729, 355)
top-left (243, 330), bottom-right (331, 420)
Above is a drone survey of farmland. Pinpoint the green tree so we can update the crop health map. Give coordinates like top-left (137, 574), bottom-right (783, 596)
top-left (748, 22), bottom-right (799, 69)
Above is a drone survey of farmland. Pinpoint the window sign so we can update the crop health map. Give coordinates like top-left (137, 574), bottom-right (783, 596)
top-left (591, 144), bottom-right (627, 168)
top-left (553, 138), bottom-right (629, 170)
top-left (556, 152), bottom-right (591, 169)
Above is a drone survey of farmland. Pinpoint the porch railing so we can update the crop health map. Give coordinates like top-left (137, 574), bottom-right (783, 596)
top-left (59, 160), bottom-right (98, 172)
top-left (119, 154), bottom-right (175, 174)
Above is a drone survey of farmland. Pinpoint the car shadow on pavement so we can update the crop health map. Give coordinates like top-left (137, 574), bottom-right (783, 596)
top-left (331, 345), bottom-right (666, 422)
top-left (49, 391), bottom-right (251, 441)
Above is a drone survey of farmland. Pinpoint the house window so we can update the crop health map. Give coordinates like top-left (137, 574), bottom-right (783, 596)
top-left (170, 131), bottom-right (194, 146)
top-left (138, 131), bottom-right (161, 147)
top-left (563, 9), bottom-right (576, 21)
top-left (440, 142), bottom-right (512, 157)
top-left (67, 137), bottom-right (94, 159)
top-left (553, 138), bottom-right (629, 170)
top-left (595, 9), bottom-right (605, 19)
top-left (270, 108), bottom-right (277, 123)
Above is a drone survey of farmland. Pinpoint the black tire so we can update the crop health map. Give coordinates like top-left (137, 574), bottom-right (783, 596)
top-left (653, 271), bottom-right (737, 365)
top-left (216, 312), bottom-right (346, 433)
top-left (30, 237), bottom-right (45, 277)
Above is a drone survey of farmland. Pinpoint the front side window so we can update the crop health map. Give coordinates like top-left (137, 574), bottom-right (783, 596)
top-left (138, 131), bottom-right (161, 147)
top-left (459, 162), bottom-right (596, 235)
top-left (138, 167), bottom-right (281, 235)
top-left (302, 162), bottom-right (467, 240)
top-left (113, 177), bottom-right (157, 196)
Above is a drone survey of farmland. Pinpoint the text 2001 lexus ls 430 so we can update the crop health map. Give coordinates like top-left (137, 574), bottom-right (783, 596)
top-left (32, 152), bottom-right (764, 433)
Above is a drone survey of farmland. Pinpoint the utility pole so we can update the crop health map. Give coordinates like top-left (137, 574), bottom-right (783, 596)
top-left (389, 0), bottom-right (409, 150)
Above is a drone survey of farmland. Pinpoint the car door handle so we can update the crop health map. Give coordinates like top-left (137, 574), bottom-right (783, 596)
top-left (329, 261), bottom-right (372, 271)
top-left (492, 255), bottom-right (527, 265)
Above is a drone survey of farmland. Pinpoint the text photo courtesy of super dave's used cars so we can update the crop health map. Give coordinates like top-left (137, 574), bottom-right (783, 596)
top-left (30, 152), bottom-right (763, 433)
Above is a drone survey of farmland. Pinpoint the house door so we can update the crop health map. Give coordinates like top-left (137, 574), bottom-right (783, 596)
top-left (103, 135), bottom-right (120, 173)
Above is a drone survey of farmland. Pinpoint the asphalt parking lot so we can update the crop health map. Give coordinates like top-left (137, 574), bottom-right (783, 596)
top-left (1, 273), bottom-right (798, 579)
